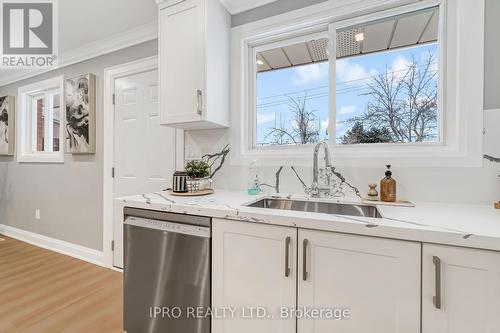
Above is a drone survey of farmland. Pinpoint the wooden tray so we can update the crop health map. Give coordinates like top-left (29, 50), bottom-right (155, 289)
top-left (362, 198), bottom-right (415, 207)
top-left (167, 189), bottom-right (214, 197)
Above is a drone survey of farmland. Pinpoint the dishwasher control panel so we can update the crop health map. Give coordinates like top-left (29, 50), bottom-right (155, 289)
top-left (125, 217), bottom-right (211, 238)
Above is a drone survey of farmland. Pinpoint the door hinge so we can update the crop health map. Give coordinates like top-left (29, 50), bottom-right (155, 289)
top-left (112, 167), bottom-right (115, 178)
top-left (112, 93), bottom-right (116, 105)
top-left (111, 240), bottom-right (115, 251)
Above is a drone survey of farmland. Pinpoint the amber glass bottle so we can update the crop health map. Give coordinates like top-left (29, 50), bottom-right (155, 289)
top-left (380, 165), bottom-right (397, 202)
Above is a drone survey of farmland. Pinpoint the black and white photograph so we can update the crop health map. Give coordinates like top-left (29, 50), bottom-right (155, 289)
top-left (65, 73), bottom-right (96, 154)
top-left (0, 95), bottom-right (15, 155)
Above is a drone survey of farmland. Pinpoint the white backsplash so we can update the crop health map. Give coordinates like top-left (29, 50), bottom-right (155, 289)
top-left (184, 109), bottom-right (500, 205)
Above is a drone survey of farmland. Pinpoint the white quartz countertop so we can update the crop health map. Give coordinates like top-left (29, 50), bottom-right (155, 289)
top-left (116, 190), bottom-right (500, 252)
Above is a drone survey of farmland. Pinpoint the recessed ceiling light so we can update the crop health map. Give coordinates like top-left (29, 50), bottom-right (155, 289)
top-left (256, 59), bottom-right (264, 65)
top-left (355, 32), bottom-right (364, 42)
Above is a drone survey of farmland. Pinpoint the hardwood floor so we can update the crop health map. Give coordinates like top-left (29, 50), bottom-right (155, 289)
top-left (0, 235), bottom-right (123, 333)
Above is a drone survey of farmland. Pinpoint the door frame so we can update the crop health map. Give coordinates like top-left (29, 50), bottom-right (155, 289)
top-left (102, 56), bottom-right (184, 268)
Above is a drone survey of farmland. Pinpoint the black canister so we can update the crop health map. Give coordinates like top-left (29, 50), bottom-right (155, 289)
top-left (172, 171), bottom-right (189, 193)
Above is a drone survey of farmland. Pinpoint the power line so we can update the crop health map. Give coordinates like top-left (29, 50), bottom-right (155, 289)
top-left (257, 70), bottom-right (437, 109)
top-left (257, 62), bottom-right (438, 103)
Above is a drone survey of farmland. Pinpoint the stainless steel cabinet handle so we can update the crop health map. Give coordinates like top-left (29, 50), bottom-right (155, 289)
top-left (433, 256), bottom-right (442, 309)
top-left (303, 239), bottom-right (308, 281)
top-left (284, 237), bottom-right (291, 277)
top-left (196, 89), bottom-right (202, 115)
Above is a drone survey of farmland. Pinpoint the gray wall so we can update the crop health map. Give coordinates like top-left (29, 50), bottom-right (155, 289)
top-left (0, 40), bottom-right (158, 250)
top-left (231, 0), bottom-right (327, 26)
top-left (485, 0), bottom-right (500, 109)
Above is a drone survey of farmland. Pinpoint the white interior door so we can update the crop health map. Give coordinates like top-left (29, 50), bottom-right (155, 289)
top-left (113, 69), bottom-right (176, 268)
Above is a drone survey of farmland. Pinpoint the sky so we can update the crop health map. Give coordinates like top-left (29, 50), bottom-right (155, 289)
top-left (256, 42), bottom-right (438, 145)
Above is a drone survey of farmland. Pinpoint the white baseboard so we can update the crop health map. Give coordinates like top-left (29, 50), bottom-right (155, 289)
top-left (0, 224), bottom-right (105, 267)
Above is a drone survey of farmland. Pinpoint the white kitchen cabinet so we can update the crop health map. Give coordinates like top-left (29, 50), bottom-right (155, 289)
top-left (212, 218), bottom-right (422, 333)
top-left (422, 244), bottom-right (500, 333)
top-left (212, 219), bottom-right (296, 333)
top-left (158, 0), bottom-right (230, 129)
top-left (298, 229), bottom-right (421, 333)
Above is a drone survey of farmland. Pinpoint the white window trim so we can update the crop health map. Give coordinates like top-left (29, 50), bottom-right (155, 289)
top-left (17, 76), bottom-right (65, 163)
top-left (230, 0), bottom-right (484, 167)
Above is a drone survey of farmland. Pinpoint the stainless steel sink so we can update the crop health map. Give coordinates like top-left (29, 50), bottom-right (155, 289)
top-left (246, 198), bottom-right (382, 218)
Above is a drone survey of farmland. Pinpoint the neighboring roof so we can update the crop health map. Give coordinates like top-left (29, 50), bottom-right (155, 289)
top-left (257, 7), bottom-right (438, 72)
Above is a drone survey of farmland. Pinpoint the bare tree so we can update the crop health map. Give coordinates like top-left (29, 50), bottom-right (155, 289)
top-left (266, 92), bottom-right (320, 145)
top-left (268, 113), bottom-right (296, 145)
top-left (350, 54), bottom-right (438, 143)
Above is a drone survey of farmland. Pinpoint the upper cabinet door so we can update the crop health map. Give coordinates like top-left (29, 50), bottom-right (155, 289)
top-left (159, 0), bottom-right (205, 125)
top-left (212, 219), bottom-right (297, 333)
top-left (298, 229), bottom-right (421, 333)
top-left (422, 244), bottom-right (500, 333)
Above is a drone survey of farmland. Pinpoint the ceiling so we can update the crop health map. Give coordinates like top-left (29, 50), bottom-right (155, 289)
top-left (58, 0), bottom-right (157, 53)
top-left (257, 7), bottom-right (438, 72)
top-left (0, 0), bottom-right (159, 86)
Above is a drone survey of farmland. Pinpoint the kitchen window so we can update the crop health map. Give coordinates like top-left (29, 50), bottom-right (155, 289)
top-left (17, 76), bottom-right (64, 163)
top-left (252, 7), bottom-right (440, 149)
top-left (232, 0), bottom-right (484, 167)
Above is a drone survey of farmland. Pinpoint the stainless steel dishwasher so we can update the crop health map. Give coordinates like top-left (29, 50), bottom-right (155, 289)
top-left (123, 207), bottom-right (211, 333)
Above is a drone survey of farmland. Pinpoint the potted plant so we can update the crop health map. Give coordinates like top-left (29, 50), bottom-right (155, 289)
top-left (185, 160), bottom-right (211, 192)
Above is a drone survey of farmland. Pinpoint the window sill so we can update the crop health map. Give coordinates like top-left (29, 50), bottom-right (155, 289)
top-left (231, 143), bottom-right (483, 168)
top-left (17, 153), bottom-right (64, 164)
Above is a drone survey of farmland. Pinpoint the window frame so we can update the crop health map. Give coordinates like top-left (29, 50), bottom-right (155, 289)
top-left (230, 0), bottom-right (484, 167)
top-left (329, 6), bottom-right (444, 149)
top-left (17, 76), bottom-right (64, 163)
top-left (251, 30), bottom-right (330, 151)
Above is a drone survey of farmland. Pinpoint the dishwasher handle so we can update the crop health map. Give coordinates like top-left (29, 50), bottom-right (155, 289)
top-left (125, 217), bottom-right (211, 238)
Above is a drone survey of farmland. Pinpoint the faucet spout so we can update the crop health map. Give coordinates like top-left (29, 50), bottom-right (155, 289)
top-left (313, 141), bottom-right (332, 184)
top-left (311, 141), bottom-right (332, 197)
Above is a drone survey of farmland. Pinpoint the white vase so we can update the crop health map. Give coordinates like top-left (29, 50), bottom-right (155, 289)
top-left (187, 177), bottom-right (212, 192)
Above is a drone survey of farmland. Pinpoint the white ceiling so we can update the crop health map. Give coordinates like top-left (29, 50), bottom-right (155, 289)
top-left (0, 0), bottom-right (159, 87)
top-left (58, 0), bottom-right (157, 52)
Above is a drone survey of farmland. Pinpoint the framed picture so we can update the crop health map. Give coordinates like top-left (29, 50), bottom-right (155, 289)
top-left (0, 96), bottom-right (15, 156)
top-left (65, 73), bottom-right (96, 154)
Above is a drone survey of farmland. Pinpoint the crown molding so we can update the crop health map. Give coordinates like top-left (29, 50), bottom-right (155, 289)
top-left (220, 0), bottom-right (279, 14)
top-left (0, 20), bottom-right (158, 87)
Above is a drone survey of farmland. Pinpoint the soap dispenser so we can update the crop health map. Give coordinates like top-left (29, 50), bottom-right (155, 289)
top-left (247, 160), bottom-right (261, 195)
top-left (380, 165), bottom-right (397, 202)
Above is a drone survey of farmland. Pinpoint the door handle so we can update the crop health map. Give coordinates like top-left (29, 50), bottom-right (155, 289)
top-left (303, 239), bottom-right (308, 281)
top-left (196, 89), bottom-right (203, 116)
top-left (433, 256), bottom-right (442, 309)
top-left (284, 236), bottom-right (291, 277)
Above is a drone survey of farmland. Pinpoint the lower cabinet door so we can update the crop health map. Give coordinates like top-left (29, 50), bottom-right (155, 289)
top-left (422, 244), bottom-right (500, 333)
top-left (298, 229), bottom-right (421, 333)
top-left (212, 219), bottom-right (297, 333)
